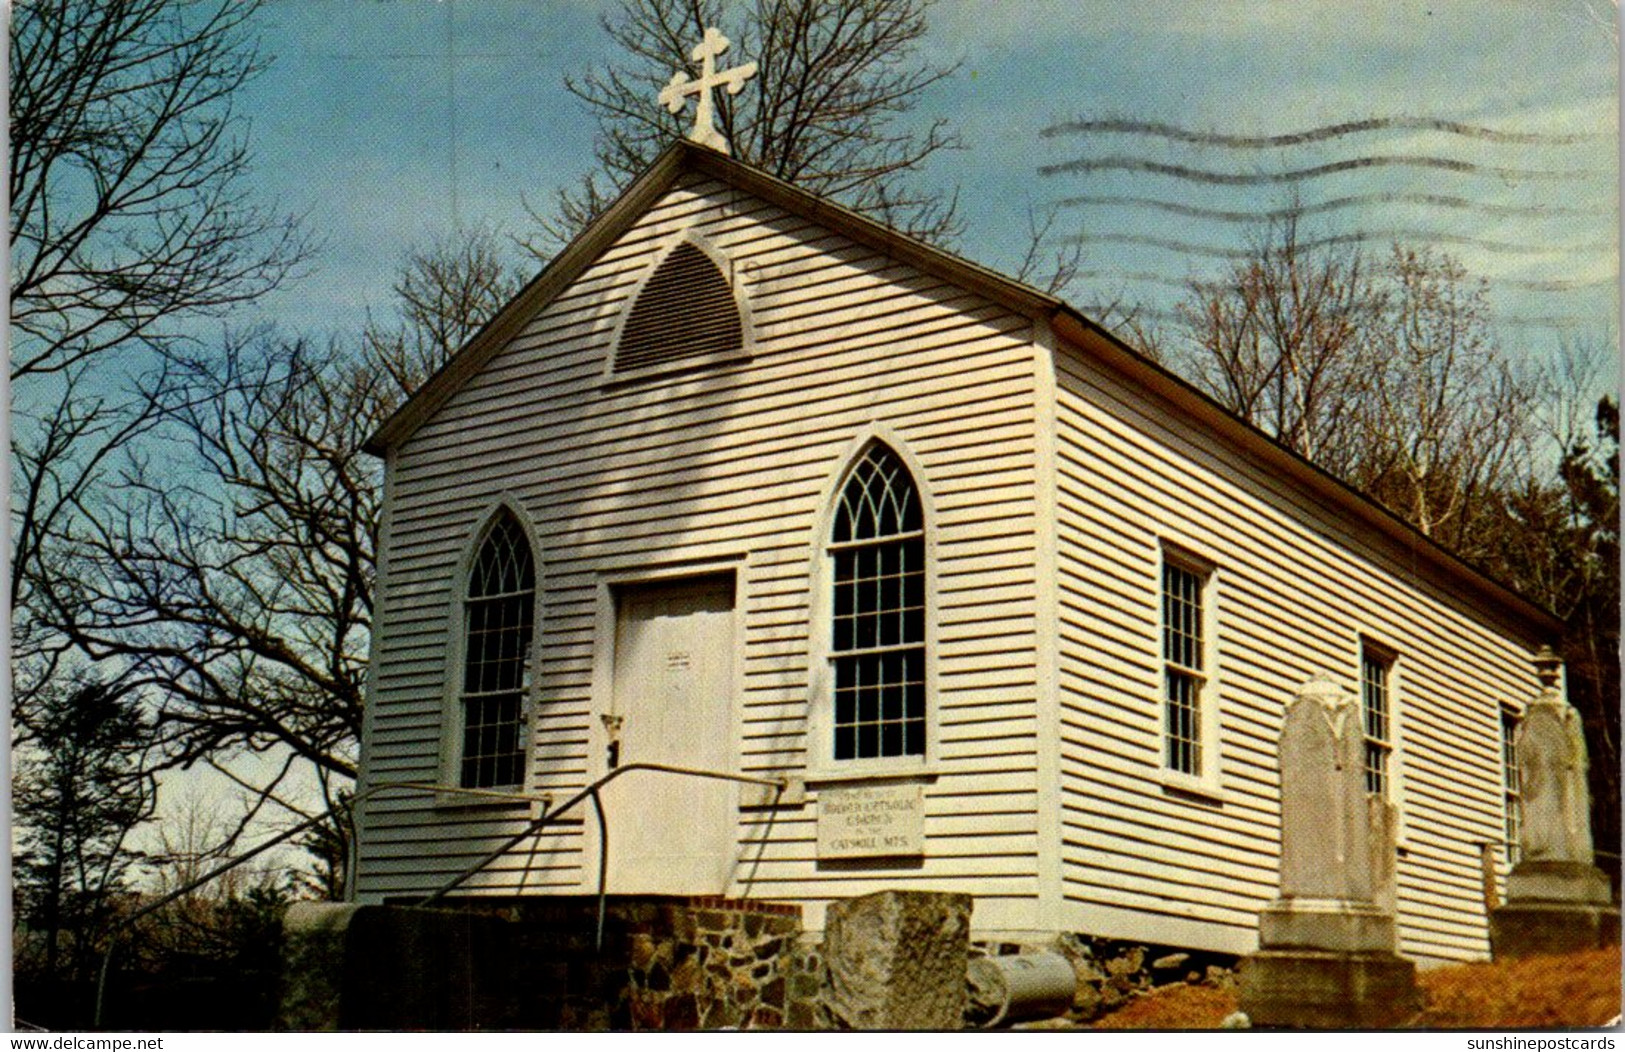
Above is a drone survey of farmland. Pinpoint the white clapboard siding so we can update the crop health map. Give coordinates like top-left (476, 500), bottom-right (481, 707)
top-left (357, 172), bottom-right (1046, 907)
top-left (360, 149), bottom-right (1546, 957)
top-left (1050, 343), bottom-right (1542, 962)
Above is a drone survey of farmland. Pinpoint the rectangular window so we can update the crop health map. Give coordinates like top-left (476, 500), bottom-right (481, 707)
top-left (1161, 561), bottom-right (1206, 777)
top-left (462, 692), bottom-right (525, 789)
top-left (1361, 646), bottom-right (1394, 797)
top-left (460, 587), bottom-right (533, 788)
top-left (1502, 708), bottom-right (1521, 865)
top-left (831, 534), bottom-right (926, 761)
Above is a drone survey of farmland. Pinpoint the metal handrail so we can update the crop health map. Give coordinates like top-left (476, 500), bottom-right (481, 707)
top-left (417, 761), bottom-right (784, 906)
top-left (415, 762), bottom-right (789, 949)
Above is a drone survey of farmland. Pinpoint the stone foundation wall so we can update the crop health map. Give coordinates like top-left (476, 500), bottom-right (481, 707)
top-left (502, 896), bottom-right (819, 1029)
top-left (280, 893), bottom-right (1237, 1031)
top-left (278, 896), bottom-right (819, 1031)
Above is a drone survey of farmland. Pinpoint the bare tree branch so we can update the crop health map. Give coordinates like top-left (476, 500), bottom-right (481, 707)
top-left (34, 237), bottom-right (524, 895)
top-left (10, 0), bottom-right (312, 381)
top-left (10, 0), bottom-right (313, 732)
top-left (527, 0), bottom-right (963, 254)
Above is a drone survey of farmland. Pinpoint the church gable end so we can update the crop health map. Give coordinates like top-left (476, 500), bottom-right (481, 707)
top-left (358, 151), bottom-right (1048, 921)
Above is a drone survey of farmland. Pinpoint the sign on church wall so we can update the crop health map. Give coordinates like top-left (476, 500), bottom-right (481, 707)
top-left (816, 784), bottom-right (925, 859)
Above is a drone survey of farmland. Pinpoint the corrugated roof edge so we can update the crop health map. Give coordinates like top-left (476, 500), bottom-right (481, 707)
top-left (360, 139), bottom-right (1562, 642)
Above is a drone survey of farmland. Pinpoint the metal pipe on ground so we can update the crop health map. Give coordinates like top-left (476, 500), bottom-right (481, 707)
top-left (966, 952), bottom-right (1077, 1028)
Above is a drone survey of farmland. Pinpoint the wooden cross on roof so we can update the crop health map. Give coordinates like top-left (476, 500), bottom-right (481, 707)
top-left (658, 27), bottom-right (757, 155)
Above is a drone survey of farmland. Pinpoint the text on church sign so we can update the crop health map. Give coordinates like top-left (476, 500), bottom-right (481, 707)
top-left (816, 783), bottom-right (925, 859)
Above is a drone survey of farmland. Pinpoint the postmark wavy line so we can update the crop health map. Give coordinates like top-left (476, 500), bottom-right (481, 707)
top-left (1073, 268), bottom-right (1617, 295)
top-left (1037, 155), bottom-right (1600, 182)
top-left (1074, 304), bottom-right (1598, 331)
top-left (1038, 116), bottom-right (1607, 147)
top-left (1494, 314), bottom-right (1610, 328)
top-left (1064, 230), bottom-right (1614, 257)
top-left (1497, 275), bottom-right (1620, 292)
top-left (1054, 193), bottom-right (1612, 222)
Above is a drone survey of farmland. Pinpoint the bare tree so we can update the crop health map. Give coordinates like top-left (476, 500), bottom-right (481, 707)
top-left (1360, 246), bottom-right (1536, 556)
top-left (60, 339), bottom-right (375, 777)
top-left (9, 0), bottom-right (307, 380)
top-left (1012, 202), bottom-right (1087, 298)
top-left (1169, 215), bottom-right (1539, 555)
top-left (45, 335), bottom-right (375, 895)
top-left (42, 238), bottom-right (523, 891)
top-left (9, 0), bottom-right (310, 718)
top-left (364, 226), bottom-right (527, 400)
top-left (534, 0), bottom-right (962, 250)
top-left (1171, 211), bottom-right (1387, 480)
top-left (9, 368), bottom-right (179, 729)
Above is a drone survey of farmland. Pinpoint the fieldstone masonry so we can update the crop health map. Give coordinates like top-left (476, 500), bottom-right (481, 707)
top-left (1490, 649), bottom-right (1619, 957)
top-left (514, 896), bottom-right (811, 1029)
top-left (1238, 675), bottom-right (1419, 1028)
top-left (277, 896), bottom-right (818, 1030)
top-left (617, 899), bottom-right (816, 1029)
top-left (821, 890), bottom-right (971, 1029)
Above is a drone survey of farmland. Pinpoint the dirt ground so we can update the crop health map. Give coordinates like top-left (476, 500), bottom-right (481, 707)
top-left (1080, 945), bottom-right (1621, 1030)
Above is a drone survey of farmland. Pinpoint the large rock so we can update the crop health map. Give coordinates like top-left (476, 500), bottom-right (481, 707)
top-left (821, 890), bottom-right (971, 1029)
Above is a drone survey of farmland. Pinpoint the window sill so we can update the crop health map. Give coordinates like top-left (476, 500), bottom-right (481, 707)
top-left (1157, 772), bottom-right (1227, 807)
top-left (432, 787), bottom-right (552, 815)
top-left (804, 761), bottom-right (940, 789)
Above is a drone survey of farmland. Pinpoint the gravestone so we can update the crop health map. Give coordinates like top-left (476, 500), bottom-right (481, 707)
top-left (821, 889), bottom-right (971, 1029)
top-left (1238, 675), bottom-right (1419, 1027)
top-left (1490, 648), bottom-right (1619, 957)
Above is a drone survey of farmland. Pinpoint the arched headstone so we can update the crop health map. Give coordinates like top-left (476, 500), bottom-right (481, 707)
top-left (1489, 648), bottom-right (1618, 957)
top-left (1239, 675), bottom-right (1418, 1027)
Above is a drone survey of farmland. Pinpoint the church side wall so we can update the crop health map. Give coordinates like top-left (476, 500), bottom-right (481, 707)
top-left (1050, 346), bottom-right (1543, 963)
top-left (356, 174), bottom-right (1047, 931)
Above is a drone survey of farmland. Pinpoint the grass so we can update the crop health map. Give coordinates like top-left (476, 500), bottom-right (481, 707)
top-left (1082, 945), bottom-right (1621, 1029)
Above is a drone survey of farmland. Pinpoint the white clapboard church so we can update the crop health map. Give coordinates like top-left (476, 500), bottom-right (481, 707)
top-left (353, 30), bottom-right (1560, 964)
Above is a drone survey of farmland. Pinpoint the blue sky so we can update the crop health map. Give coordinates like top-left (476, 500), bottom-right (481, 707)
top-left (37, 0), bottom-right (1616, 879)
top-left (242, 0), bottom-right (1618, 364)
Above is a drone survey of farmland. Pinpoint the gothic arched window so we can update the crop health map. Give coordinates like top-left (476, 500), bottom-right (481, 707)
top-left (459, 510), bottom-right (535, 789)
top-left (829, 444), bottom-right (926, 761)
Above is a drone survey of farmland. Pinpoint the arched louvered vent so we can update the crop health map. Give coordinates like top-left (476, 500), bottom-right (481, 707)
top-left (614, 242), bottom-right (743, 373)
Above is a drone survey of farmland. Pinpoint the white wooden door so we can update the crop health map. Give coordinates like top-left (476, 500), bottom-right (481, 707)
top-left (602, 575), bottom-right (737, 893)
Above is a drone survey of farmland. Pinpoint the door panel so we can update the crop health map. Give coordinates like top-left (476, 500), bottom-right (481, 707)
top-left (602, 574), bottom-right (737, 893)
